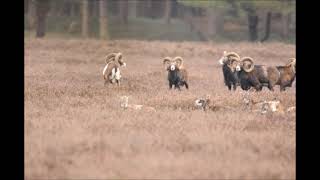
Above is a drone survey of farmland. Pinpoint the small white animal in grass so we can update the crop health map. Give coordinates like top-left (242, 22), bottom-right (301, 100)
top-left (242, 93), bottom-right (286, 114)
top-left (194, 95), bottom-right (233, 111)
top-left (247, 99), bottom-right (285, 114)
top-left (194, 95), bottom-right (211, 110)
top-left (120, 96), bottom-right (156, 112)
top-left (286, 106), bottom-right (296, 113)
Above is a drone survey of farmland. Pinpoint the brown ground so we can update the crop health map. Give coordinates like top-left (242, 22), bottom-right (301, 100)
top-left (25, 38), bottom-right (296, 179)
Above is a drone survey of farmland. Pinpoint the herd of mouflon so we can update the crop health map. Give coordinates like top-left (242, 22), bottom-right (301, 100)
top-left (102, 51), bottom-right (296, 115)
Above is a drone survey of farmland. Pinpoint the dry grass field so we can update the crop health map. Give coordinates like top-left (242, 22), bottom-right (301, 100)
top-left (25, 38), bottom-right (296, 179)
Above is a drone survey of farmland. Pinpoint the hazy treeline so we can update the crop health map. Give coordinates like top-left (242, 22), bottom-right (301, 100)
top-left (24, 0), bottom-right (295, 43)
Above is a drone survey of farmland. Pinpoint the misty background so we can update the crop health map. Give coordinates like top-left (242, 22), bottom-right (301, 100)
top-left (24, 0), bottom-right (295, 43)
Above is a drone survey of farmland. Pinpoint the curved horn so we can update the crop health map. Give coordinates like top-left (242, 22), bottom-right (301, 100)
top-left (115, 53), bottom-right (122, 62)
top-left (173, 56), bottom-right (183, 68)
top-left (105, 53), bottom-right (117, 64)
top-left (163, 57), bottom-right (172, 69)
top-left (225, 52), bottom-right (240, 60)
top-left (287, 58), bottom-right (296, 73)
top-left (226, 56), bottom-right (240, 72)
top-left (287, 58), bottom-right (296, 65)
top-left (229, 56), bottom-right (240, 64)
top-left (115, 52), bottom-right (126, 66)
top-left (241, 57), bottom-right (255, 72)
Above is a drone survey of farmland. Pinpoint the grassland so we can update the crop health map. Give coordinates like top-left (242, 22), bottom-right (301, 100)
top-left (25, 38), bottom-right (295, 179)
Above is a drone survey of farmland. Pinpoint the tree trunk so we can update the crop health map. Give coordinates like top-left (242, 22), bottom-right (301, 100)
top-left (128, 0), bottom-right (137, 18)
top-left (27, 0), bottom-right (36, 30)
top-left (207, 8), bottom-right (216, 37)
top-left (281, 12), bottom-right (289, 39)
top-left (70, 2), bottom-right (76, 17)
top-left (56, 1), bottom-right (64, 17)
top-left (119, 0), bottom-right (128, 24)
top-left (137, 1), bottom-right (143, 17)
top-left (94, 0), bottom-right (99, 18)
top-left (183, 9), bottom-right (194, 32)
top-left (35, 0), bottom-right (50, 38)
top-left (99, 0), bottom-right (109, 39)
top-left (261, 12), bottom-right (272, 42)
top-left (289, 12), bottom-right (295, 31)
top-left (164, 0), bottom-right (171, 24)
top-left (146, 0), bottom-right (152, 17)
top-left (49, 1), bottom-right (59, 17)
top-left (207, 8), bottom-right (223, 37)
top-left (89, 0), bottom-right (98, 18)
top-left (247, 12), bottom-right (259, 41)
top-left (82, 0), bottom-right (89, 38)
top-left (215, 9), bottom-right (224, 35)
top-left (64, 1), bottom-right (71, 16)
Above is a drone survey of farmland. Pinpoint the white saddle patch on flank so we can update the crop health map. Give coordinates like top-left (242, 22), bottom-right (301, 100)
top-left (108, 68), bottom-right (121, 83)
top-left (115, 68), bottom-right (121, 80)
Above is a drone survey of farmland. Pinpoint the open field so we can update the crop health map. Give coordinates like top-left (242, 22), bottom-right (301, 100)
top-left (25, 38), bottom-right (295, 179)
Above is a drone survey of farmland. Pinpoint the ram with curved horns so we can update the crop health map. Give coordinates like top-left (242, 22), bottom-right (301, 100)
top-left (236, 57), bottom-right (296, 91)
top-left (163, 56), bottom-right (189, 90)
top-left (218, 51), bottom-right (242, 91)
top-left (102, 52), bottom-right (126, 86)
top-left (274, 58), bottom-right (296, 91)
